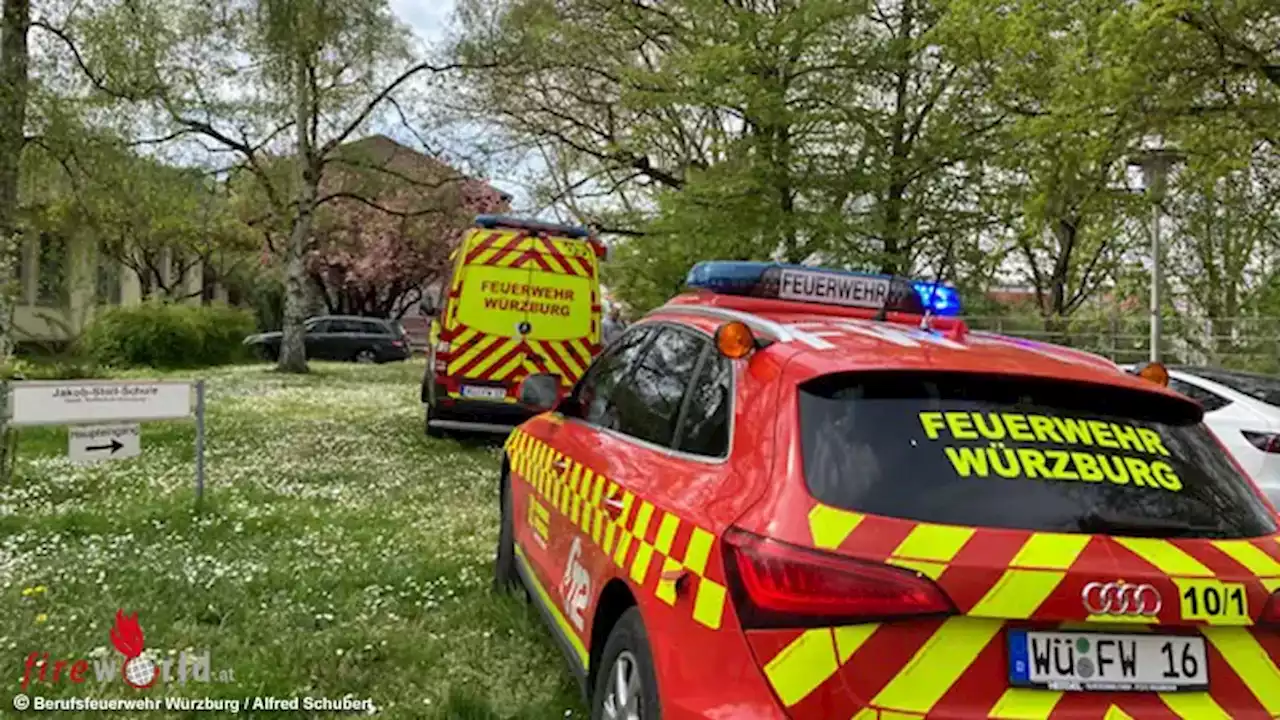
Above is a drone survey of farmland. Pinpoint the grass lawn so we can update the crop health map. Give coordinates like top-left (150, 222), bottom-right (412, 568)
top-left (0, 359), bottom-right (589, 718)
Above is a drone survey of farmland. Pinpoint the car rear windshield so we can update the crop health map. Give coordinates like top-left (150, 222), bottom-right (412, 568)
top-left (798, 371), bottom-right (1277, 538)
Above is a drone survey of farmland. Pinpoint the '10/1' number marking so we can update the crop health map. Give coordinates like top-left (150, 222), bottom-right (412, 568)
top-left (1177, 579), bottom-right (1248, 623)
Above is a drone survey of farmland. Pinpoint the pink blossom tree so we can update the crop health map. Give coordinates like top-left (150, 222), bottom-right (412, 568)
top-left (306, 177), bottom-right (509, 319)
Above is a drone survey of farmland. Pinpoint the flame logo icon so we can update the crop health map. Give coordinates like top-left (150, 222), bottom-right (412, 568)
top-left (110, 610), bottom-right (159, 689)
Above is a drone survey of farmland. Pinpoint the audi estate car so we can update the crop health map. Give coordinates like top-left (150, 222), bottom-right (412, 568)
top-left (495, 261), bottom-right (1280, 719)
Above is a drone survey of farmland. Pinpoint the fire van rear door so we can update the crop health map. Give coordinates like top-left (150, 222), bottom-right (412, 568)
top-left (520, 236), bottom-right (599, 390)
top-left (447, 231), bottom-right (533, 396)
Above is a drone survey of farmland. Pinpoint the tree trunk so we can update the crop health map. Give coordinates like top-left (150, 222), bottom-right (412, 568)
top-left (277, 56), bottom-right (315, 374)
top-left (0, 0), bottom-right (31, 363)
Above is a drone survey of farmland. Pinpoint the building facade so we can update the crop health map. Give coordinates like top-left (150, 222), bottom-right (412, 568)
top-left (13, 234), bottom-right (217, 345)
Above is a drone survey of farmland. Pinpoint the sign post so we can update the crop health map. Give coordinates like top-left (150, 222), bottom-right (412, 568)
top-left (7, 379), bottom-right (206, 505)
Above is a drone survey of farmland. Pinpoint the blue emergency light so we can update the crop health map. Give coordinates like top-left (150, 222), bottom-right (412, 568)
top-left (684, 261), bottom-right (963, 317)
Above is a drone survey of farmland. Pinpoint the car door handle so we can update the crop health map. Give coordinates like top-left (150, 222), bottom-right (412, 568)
top-left (552, 458), bottom-right (568, 471)
top-left (603, 496), bottom-right (625, 516)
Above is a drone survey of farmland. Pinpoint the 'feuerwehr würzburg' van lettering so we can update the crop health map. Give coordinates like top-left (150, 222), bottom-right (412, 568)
top-left (917, 410), bottom-right (1184, 492)
top-left (480, 281), bottom-right (573, 317)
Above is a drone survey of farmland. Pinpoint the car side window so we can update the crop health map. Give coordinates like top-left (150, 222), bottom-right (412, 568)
top-left (674, 353), bottom-right (733, 457)
top-left (335, 319), bottom-right (365, 333)
top-left (606, 326), bottom-right (706, 447)
top-left (360, 320), bottom-right (389, 335)
top-left (306, 320), bottom-right (331, 334)
top-left (577, 327), bottom-right (654, 427)
top-left (1169, 378), bottom-right (1231, 412)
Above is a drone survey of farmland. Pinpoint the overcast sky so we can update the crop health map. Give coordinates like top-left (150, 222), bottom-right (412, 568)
top-left (390, 0), bottom-right (454, 45)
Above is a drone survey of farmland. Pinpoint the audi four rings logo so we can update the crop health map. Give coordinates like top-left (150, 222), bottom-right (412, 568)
top-left (1081, 581), bottom-right (1163, 616)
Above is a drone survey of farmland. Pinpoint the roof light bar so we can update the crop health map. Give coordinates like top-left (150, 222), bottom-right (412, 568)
top-left (474, 214), bottom-right (591, 238)
top-left (685, 261), bottom-right (962, 317)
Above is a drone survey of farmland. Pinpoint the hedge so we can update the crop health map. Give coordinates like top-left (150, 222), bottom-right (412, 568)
top-left (80, 302), bottom-right (257, 369)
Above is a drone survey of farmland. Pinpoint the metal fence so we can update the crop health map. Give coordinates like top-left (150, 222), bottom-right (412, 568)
top-left (964, 315), bottom-right (1280, 373)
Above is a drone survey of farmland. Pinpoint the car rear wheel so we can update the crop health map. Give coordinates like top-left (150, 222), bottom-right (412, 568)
top-left (591, 608), bottom-right (660, 720)
top-left (424, 403), bottom-right (446, 439)
top-left (354, 348), bottom-right (377, 364)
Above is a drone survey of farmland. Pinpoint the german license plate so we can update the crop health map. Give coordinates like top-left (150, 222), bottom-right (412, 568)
top-left (460, 385), bottom-right (506, 400)
top-left (1007, 630), bottom-right (1208, 692)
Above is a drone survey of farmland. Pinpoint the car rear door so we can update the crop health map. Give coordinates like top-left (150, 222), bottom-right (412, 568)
top-left (732, 370), bottom-right (1280, 719)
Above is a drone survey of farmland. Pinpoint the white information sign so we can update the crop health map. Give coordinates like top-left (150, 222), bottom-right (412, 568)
top-left (69, 424), bottom-right (141, 463)
top-left (778, 268), bottom-right (891, 309)
top-left (9, 381), bottom-right (192, 426)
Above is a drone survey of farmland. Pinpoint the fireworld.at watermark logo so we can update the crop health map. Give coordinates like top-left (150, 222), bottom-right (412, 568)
top-left (20, 610), bottom-right (234, 691)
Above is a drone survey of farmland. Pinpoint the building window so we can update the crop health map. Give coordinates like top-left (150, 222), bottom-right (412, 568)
top-left (35, 234), bottom-right (68, 307)
top-left (97, 253), bottom-right (122, 305)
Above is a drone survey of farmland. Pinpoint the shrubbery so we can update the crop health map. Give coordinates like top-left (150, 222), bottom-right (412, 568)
top-left (0, 356), bottom-right (104, 380)
top-left (80, 301), bottom-right (257, 368)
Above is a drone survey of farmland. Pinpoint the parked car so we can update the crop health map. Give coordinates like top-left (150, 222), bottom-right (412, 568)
top-left (244, 316), bottom-right (411, 364)
top-left (1124, 363), bottom-right (1280, 505)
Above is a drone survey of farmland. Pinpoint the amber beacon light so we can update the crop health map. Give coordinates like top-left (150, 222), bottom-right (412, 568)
top-left (715, 321), bottom-right (756, 359)
top-left (1136, 361), bottom-right (1169, 387)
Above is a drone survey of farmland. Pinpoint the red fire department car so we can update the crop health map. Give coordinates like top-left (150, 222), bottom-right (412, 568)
top-left (496, 261), bottom-right (1280, 719)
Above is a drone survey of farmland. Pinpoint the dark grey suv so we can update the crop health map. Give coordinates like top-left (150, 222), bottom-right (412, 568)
top-left (244, 316), bottom-right (412, 363)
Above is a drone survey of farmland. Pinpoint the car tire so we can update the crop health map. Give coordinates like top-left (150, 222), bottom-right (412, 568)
top-left (493, 470), bottom-right (523, 596)
top-left (424, 403), bottom-right (445, 439)
top-left (354, 348), bottom-right (377, 364)
top-left (590, 607), bottom-right (661, 720)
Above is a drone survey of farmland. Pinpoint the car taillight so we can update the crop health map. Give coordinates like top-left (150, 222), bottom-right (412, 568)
top-left (1262, 590), bottom-right (1280, 626)
top-left (391, 339), bottom-right (404, 347)
top-left (722, 528), bottom-right (955, 629)
top-left (1242, 431), bottom-right (1280, 453)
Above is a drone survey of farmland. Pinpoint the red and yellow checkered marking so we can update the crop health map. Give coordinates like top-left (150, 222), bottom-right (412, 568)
top-left (504, 429), bottom-right (727, 633)
top-left (754, 503), bottom-right (1280, 718)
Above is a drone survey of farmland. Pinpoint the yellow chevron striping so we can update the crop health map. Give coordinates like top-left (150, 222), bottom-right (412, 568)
top-left (468, 338), bottom-right (520, 379)
top-left (1160, 692), bottom-right (1232, 719)
top-left (1010, 533), bottom-right (1091, 570)
top-left (892, 524), bottom-right (974, 562)
top-left (1202, 627), bottom-right (1280, 715)
top-left (969, 570), bottom-right (1066, 619)
top-left (988, 688), bottom-right (1062, 719)
top-left (1113, 537), bottom-right (1214, 577)
top-left (1211, 539), bottom-right (1280, 576)
top-left (808, 504), bottom-right (863, 549)
top-left (833, 624), bottom-right (879, 663)
top-left (870, 616), bottom-right (1002, 714)
top-left (449, 334), bottom-right (502, 374)
top-left (889, 559), bottom-right (947, 580)
top-left (763, 629), bottom-right (837, 707)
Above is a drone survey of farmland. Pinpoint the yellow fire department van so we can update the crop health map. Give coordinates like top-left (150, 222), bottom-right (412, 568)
top-left (420, 215), bottom-right (607, 435)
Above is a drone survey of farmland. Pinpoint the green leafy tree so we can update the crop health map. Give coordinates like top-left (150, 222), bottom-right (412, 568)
top-left (57, 0), bottom-right (479, 372)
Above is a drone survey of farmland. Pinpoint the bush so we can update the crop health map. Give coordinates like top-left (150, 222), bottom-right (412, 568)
top-left (0, 356), bottom-right (104, 380)
top-left (80, 301), bottom-right (257, 368)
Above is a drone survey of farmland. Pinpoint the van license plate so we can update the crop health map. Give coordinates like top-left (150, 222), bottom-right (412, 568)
top-left (1007, 630), bottom-right (1208, 692)
top-left (461, 385), bottom-right (506, 400)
